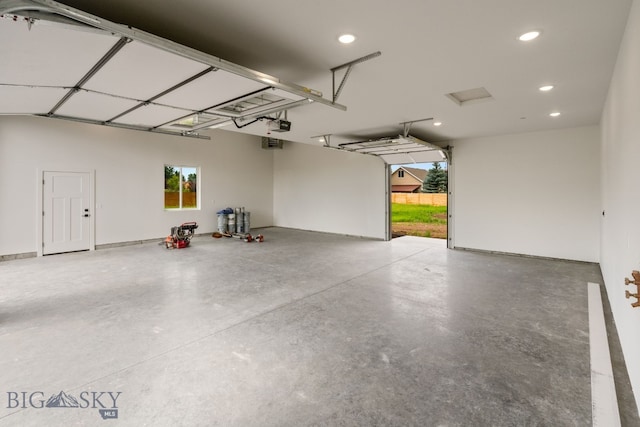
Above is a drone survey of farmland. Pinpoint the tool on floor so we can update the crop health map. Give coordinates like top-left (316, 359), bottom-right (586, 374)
top-left (624, 270), bottom-right (640, 308)
top-left (231, 232), bottom-right (253, 243)
top-left (215, 232), bottom-right (264, 243)
top-left (165, 222), bottom-right (198, 249)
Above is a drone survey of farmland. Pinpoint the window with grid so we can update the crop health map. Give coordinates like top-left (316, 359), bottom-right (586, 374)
top-left (164, 165), bottom-right (199, 209)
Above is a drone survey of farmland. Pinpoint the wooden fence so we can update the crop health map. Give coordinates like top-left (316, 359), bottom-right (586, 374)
top-left (164, 192), bottom-right (197, 208)
top-left (392, 192), bottom-right (447, 206)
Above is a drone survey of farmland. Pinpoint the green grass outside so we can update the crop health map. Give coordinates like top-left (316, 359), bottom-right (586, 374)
top-left (391, 203), bottom-right (447, 224)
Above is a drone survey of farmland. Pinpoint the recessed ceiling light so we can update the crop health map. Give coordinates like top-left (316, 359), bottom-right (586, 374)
top-left (539, 85), bottom-right (554, 92)
top-left (519, 31), bottom-right (541, 41)
top-left (338, 34), bottom-right (356, 44)
top-left (433, 122), bottom-right (442, 126)
top-left (549, 112), bottom-right (561, 117)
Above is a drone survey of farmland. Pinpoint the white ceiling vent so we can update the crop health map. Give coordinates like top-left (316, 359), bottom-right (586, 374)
top-left (446, 87), bottom-right (493, 106)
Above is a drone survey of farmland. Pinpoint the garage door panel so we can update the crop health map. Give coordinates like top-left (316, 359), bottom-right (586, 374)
top-left (83, 41), bottom-right (211, 101)
top-left (114, 103), bottom-right (194, 128)
top-left (56, 91), bottom-right (139, 122)
top-left (0, 15), bottom-right (120, 87)
top-left (155, 69), bottom-right (269, 111)
top-left (0, 5), bottom-right (336, 137)
top-left (380, 151), bottom-right (446, 165)
top-left (0, 86), bottom-right (67, 114)
top-left (338, 136), bottom-right (446, 164)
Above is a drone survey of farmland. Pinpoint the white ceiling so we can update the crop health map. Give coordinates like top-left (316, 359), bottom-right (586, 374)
top-left (3, 0), bottom-right (633, 156)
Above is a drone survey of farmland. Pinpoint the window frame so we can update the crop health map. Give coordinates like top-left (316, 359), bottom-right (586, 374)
top-left (164, 164), bottom-right (200, 211)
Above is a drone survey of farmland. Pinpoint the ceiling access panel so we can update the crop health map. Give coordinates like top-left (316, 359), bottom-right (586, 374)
top-left (0, 14), bottom-right (119, 87)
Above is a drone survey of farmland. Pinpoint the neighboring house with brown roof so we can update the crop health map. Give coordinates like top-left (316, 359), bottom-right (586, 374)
top-left (391, 166), bottom-right (428, 193)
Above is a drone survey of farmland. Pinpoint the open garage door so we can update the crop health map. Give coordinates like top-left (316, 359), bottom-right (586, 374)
top-left (329, 132), bottom-right (452, 246)
top-left (336, 134), bottom-right (448, 165)
top-left (0, 0), bottom-right (344, 139)
top-left (389, 162), bottom-right (449, 244)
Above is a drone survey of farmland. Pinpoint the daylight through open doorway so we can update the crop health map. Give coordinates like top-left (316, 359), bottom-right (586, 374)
top-left (390, 162), bottom-right (448, 239)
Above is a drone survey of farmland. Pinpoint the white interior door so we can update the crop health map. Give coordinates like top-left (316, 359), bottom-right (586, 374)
top-left (43, 171), bottom-right (91, 255)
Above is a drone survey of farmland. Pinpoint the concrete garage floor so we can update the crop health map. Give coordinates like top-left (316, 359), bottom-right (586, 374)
top-left (0, 228), bottom-right (636, 426)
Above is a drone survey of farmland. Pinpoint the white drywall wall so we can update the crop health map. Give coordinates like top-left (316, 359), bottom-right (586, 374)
top-left (273, 142), bottom-right (387, 239)
top-left (0, 116), bottom-right (273, 256)
top-left (452, 126), bottom-right (600, 262)
top-left (600, 0), bottom-right (640, 411)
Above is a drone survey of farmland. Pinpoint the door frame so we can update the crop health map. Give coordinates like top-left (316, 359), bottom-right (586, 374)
top-left (37, 169), bottom-right (96, 257)
top-left (446, 154), bottom-right (455, 249)
top-left (385, 160), bottom-right (453, 246)
top-left (385, 163), bottom-right (392, 241)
